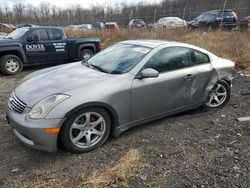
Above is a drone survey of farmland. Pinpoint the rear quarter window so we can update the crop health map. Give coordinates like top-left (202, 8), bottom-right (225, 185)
top-left (193, 50), bottom-right (210, 65)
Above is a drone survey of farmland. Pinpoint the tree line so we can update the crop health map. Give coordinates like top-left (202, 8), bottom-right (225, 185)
top-left (0, 0), bottom-right (249, 27)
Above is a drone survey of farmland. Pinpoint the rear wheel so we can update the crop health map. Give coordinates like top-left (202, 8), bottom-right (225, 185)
top-left (0, 55), bottom-right (23, 75)
top-left (80, 49), bottom-right (93, 61)
top-left (61, 107), bottom-right (111, 153)
top-left (203, 80), bottom-right (230, 109)
top-left (188, 25), bottom-right (194, 31)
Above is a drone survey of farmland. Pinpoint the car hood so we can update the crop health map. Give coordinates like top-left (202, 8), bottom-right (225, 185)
top-left (0, 38), bottom-right (21, 45)
top-left (14, 62), bottom-right (116, 106)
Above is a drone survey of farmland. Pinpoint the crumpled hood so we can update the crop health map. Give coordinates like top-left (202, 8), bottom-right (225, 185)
top-left (14, 62), bottom-right (115, 106)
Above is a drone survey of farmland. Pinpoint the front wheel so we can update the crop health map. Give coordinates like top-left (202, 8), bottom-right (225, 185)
top-left (0, 55), bottom-right (23, 75)
top-left (203, 80), bottom-right (230, 109)
top-left (80, 49), bottom-right (93, 61)
top-left (61, 107), bottom-right (111, 153)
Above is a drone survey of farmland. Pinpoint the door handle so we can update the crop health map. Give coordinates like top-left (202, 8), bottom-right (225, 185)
top-left (184, 74), bottom-right (195, 79)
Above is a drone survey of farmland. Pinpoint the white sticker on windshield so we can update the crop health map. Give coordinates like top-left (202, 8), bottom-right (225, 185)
top-left (132, 47), bottom-right (150, 54)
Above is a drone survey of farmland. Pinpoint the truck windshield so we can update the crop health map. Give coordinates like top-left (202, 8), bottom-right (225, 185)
top-left (86, 43), bottom-right (151, 74)
top-left (7, 28), bottom-right (29, 39)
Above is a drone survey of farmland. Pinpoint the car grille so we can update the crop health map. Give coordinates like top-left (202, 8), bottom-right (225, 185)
top-left (9, 93), bottom-right (27, 113)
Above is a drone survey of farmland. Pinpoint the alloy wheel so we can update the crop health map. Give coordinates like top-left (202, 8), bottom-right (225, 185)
top-left (69, 112), bottom-right (106, 149)
top-left (205, 83), bottom-right (227, 108)
top-left (82, 51), bottom-right (92, 61)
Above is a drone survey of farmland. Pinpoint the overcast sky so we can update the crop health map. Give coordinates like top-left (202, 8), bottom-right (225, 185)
top-left (1, 0), bottom-right (161, 8)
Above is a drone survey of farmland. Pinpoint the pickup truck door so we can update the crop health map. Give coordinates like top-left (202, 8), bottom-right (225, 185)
top-left (23, 28), bottom-right (55, 63)
top-left (48, 28), bottom-right (68, 61)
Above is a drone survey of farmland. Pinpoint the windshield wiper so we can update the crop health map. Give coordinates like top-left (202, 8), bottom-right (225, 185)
top-left (82, 60), bottom-right (108, 73)
top-left (89, 64), bottom-right (108, 73)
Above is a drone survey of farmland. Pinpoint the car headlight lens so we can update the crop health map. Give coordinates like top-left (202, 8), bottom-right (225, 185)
top-left (28, 94), bottom-right (70, 119)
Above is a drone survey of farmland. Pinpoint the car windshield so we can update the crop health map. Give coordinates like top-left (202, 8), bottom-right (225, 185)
top-left (86, 43), bottom-right (151, 74)
top-left (7, 28), bottom-right (29, 39)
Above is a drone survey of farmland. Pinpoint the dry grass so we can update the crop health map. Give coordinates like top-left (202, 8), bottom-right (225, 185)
top-left (82, 149), bottom-right (141, 188)
top-left (18, 149), bottom-right (142, 188)
top-left (65, 29), bottom-right (250, 71)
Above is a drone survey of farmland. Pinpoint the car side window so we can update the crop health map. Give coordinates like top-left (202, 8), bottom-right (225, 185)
top-left (144, 47), bottom-right (192, 73)
top-left (50, 29), bottom-right (63, 40)
top-left (193, 50), bottom-right (210, 65)
top-left (29, 29), bottom-right (49, 41)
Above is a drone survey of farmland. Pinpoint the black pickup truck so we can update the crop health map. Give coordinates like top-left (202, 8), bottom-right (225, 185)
top-left (0, 26), bottom-right (102, 75)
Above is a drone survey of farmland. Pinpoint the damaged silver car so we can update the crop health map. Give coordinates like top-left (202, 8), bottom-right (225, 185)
top-left (6, 40), bottom-right (236, 153)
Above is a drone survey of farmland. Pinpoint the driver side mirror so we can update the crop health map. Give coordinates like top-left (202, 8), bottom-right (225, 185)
top-left (139, 68), bottom-right (159, 79)
top-left (27, 34), bottom-right (39, 42)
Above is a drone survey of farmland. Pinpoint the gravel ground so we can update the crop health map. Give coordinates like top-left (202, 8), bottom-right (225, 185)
top-left (0, 66), bottom-right (249, 188)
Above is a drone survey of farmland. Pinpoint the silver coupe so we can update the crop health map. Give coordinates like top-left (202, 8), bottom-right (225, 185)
top-left (6, 40), bottom-right (236, 153)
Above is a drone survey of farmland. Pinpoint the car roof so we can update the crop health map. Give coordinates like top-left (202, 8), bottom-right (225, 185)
top-left (28, 26), bottom-right (61, 29)
top-left (118, 40), bottom-right (213, 55)
top-left (206, 9), bottom-right (234, 13)
top-left (119, 40), bottom-right (177, 48)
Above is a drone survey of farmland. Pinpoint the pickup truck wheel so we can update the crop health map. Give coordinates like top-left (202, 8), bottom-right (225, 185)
top-left (0, 55), bottom-right (23, 75)
top-left (80, 49), bottom-right (93, 61)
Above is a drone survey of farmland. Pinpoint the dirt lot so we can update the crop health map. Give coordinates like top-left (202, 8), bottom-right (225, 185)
top-left (0, 66), bottom-right (249, 188)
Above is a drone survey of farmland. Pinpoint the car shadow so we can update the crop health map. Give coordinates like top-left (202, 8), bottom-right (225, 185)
top-left (115, 106), bottom-right (210, 139)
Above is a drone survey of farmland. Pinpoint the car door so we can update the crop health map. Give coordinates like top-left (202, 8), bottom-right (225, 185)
top-left (48, 28), bottom-right (68, 61)
top-left (131, 46), bottom-right (195, 122)
top-left (24, 28), bottom-right (54, 63)
top-left (189, 49), bottom-right (214, 104)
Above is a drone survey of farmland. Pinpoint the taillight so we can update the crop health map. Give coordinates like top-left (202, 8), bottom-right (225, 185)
top-left (234, 63), bottom-right (238, 72)
top-left (98, 41), bottom-right (102, 49)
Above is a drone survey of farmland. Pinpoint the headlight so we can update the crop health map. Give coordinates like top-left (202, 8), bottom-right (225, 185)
top-left (28, 94), bottom-right (70, 119)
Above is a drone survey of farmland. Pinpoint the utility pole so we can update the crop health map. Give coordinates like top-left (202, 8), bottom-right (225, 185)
top-left (154, 9), bottom-right (157, 24)
top-left (220, 0), bottom-right (228, 30)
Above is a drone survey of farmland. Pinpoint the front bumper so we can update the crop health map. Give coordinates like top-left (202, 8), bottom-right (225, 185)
top-left (6, 105), bottom-right (64, 152)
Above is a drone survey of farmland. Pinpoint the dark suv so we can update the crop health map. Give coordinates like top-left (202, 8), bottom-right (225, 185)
top-left (188, 10), bottom-right (237, 30)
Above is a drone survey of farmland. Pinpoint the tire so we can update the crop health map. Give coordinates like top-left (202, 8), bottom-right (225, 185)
top-left (203, 80), bottom-right (231, 109)
top-left (188, 25), bottom-right (194, 31)
top-left (80, 49), bottom-right (93, 61)
top-left (0, 55), bottom-right (23, 75)
top-left (61, 107), bottom-right (111, 153)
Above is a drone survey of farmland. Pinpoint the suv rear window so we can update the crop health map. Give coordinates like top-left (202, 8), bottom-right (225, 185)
top-left (219, 11), bottom-right (235, 17)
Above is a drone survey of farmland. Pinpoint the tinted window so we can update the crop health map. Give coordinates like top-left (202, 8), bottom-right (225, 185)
top-left (219, 11), bottom-right (235, 17)
top-left (29, 29), bottom-right (49, 41)
top-left (144, 47), bottom-right (191, 73)
top-left (193, 50), bottom-right (210, 65)
top-left (50, 29), bottom-right (62, 40)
